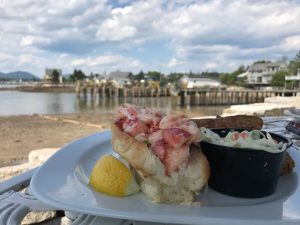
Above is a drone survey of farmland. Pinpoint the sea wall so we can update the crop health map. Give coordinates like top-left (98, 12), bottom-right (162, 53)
top-left (222, 96), bottom-right (300, 116)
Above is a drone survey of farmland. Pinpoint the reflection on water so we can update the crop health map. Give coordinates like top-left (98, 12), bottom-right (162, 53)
top-left (75, 96), bottom-right (226, 117)
top-left (46, 94), bottom-right (64, 113)
top-left (0, 90), bottom-right (227, 116)
top-left (75, 96), bottom-right (180, 114)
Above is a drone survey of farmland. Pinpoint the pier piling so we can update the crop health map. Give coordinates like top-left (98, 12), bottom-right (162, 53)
top-left (75, 84), bottom-right (299, 107)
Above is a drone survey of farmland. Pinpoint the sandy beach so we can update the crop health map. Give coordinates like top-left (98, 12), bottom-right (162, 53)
top-left (0, 109), bottom-right (226, 168)
top-left (0, 113), bottom-right (112, 167)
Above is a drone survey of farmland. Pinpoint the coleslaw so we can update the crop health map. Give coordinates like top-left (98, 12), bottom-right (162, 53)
top-left (200, 128), bottom-right (287, 153)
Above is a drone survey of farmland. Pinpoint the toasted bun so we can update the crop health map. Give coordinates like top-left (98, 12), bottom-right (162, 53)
top-left (111, 122), bottom-right (210, 204)
top-left (191, 115), bottom-right (263, 130)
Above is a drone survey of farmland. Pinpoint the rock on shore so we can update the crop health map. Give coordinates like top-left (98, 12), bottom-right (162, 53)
top-left (0, 148), bottom-right (58, 182)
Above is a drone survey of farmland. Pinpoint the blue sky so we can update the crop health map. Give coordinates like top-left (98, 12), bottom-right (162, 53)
top-left (1, 0), bottom-right (300, 77)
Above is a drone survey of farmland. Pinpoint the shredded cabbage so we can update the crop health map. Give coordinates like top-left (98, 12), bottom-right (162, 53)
top-left (200, 128), bottom-right (286, 153)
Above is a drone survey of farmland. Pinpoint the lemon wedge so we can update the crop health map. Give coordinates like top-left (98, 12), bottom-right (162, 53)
top-left (89, 154), bottom-right (140, 197)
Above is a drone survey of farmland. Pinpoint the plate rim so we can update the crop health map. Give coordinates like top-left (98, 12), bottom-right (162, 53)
top-left (30, 131), bottom-right (300, 225)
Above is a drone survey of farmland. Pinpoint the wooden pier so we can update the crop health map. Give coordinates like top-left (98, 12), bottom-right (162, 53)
top-left (179, 89), bottom-right (299, 106)
top-left (76, 86), bottom-right (171, 98)
top-left (76, 85), bottom-right (299, 106)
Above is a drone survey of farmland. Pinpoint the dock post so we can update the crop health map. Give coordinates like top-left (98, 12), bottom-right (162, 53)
top-left (99, 87), bottom-right (102, 97)
top-left (190, 91), bottom-right (196, 106)
top-left (230, 91), bottom-right (234, 104)
top-left (90, 86), bottom-right (94, 98)
top-left (213, 90), bottom-right (217, 105)
top-left (245, 91), bottom-right (249, 104)
top-left (180, 90), bottom-right (185, 106)
top-left (226, 91), bottom-right (230, 105)
top-left (199, 91), bottom-right (203, 105)
top-left (255, 91), bottom-right (259, 102)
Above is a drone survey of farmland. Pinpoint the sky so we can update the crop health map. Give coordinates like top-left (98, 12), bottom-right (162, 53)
top-left (1, 0), bottom-right (300, 77)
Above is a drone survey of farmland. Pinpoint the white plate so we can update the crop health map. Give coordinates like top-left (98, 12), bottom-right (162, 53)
top-left (31, 131), bottom-right (300, 225)
top-left (284, 109), bottom-right (300, 122)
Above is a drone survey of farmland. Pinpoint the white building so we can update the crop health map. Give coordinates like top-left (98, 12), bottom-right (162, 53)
top-left (238, 60), bottom-right (288, 85)
top-left (44, 68), bottom-right (63, 83)
top-left (180, 74), bottom-right (220, 88)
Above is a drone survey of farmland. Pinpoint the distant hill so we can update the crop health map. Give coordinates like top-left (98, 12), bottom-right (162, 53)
top-left (0, 71), bottom-right (41, 81)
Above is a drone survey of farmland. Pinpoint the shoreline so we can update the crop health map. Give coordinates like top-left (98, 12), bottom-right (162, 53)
top-left (1, 96), bottom-right (299, 168)
top-left (0, 84), bottom-right (76, 92)
top-left (16, 85), bottom-right (76, 92)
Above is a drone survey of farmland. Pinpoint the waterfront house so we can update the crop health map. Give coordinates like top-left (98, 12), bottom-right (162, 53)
top-left (108, 71), bottom-right (131, 88)
top-left (180, 74), bottom-right (220, 88)
top-left (44, 68), bottom-right (63, 84)
top-left (285, 68), bottom-right (300, 89)
top-left (237, 60), bottom-right (288, 86)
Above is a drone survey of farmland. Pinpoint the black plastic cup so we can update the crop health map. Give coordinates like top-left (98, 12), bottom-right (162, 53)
top-left (200, 129), bottom-right (292, 198)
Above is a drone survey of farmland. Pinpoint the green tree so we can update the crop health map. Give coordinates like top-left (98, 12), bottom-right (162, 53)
top-left (253, 60), bottom-right (271, 64)
top-left (271, 70), bottom-right (289, 87)
top-left (135, 70), bottom-right (145, 81)
top-left (128, 72), bottom-right (134, 81)
top-left (70, 69), bottom-right (86, 82)
top-left (289, 50), bottom-right (300, 75)
top-left (219, 73), bottom-right (228, 84)
top-left (51, 69), bottom-right (60, 84)
top-left (166, 72), bottom-right (184, 83)
top-left (159, 74), bottom-right (167, 87)
top-left (147, 71), bottom-right (162, 81)
top-left (200, 71), bottom-right (220, 80)
top-left (220, 65), bottom-right (246, 85)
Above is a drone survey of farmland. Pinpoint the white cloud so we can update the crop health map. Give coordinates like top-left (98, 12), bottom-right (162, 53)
top-left (167, 58), bottom-right (178, 67)
top-left (154, 0), bottom-right (300, 68)
top-left (20, 36), bottom-right (34, 46)
top-left (70, 54), bottom-right (144, 73)
top-left (96, 1), bottom-right (162, 43)
top-left (71, 59), bottom-right (87, 67)
top-left (203, 62), bottom-right (218, 70)
top-left (18, 54), bottom-right (34, 64)
top-left (279, 35), bottom-right (300, 52)
top-left (0, 0), bottom-right (300, 76)
top-left (166, 58), bottom-right (185, 68)
top-left (97, 20), bottom-right (137, 41)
